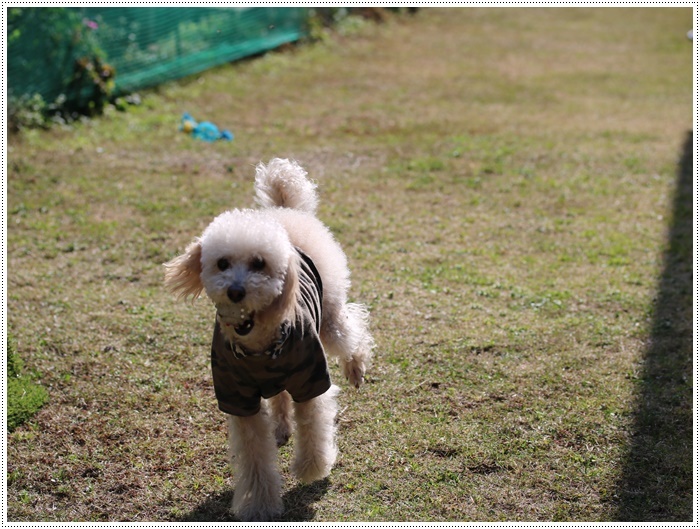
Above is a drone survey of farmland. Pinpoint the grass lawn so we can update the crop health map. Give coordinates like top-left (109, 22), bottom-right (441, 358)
top-left (6, 7), bottom-right (693, 522)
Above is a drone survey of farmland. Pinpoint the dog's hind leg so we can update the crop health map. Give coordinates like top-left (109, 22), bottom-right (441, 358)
top-left (268, 391), bottom-right (294, 447)
top-left (323, 303), bottom-right (375, 388)
top-left (291, 385), bottom-right (340, 483)
top-left (228, 412), bottom-right (284, 522)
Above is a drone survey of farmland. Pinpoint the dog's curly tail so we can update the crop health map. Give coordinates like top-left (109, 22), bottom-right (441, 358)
top-left (254, 158), bottom-right (319, 214)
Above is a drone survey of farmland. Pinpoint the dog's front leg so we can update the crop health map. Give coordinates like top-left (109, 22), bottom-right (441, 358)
top-left (227, 412), bottom-right (284, 522)
top-left (291, 385), bottom-right (340, 483)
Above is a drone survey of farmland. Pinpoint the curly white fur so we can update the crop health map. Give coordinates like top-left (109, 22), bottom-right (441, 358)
top-left (164, 158), bottom-right (374, 522)
top-left (254, 158), bottom-right (319, 213)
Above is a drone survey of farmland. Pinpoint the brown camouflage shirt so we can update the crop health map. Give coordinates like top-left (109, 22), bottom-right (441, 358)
top-left (210, 249), bottom-right (331, 416)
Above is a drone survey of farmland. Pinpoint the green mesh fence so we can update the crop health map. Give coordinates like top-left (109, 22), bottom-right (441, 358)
top-left (8, 7), bottom-right (310, 108)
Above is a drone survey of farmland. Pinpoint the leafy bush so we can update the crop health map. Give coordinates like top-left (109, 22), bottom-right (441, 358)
top-left (7, 7), bottom-right (115, 124)
top-left (7, 94), bottom-right (50, 132)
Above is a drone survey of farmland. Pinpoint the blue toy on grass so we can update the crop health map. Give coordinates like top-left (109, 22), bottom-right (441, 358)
top-left (180, 112), bottom-right (233, 142)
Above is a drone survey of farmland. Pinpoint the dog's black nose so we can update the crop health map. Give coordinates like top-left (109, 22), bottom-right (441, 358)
top-left (227, 285), bottom-right (246, 303)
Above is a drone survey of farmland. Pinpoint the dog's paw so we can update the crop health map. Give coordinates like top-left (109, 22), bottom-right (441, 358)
top-left (274, 423), bottom-right (292, 447)
top-left (342, 358), bottom-right (365, 389)
top-left (231, 491), bottom-right (284, 522)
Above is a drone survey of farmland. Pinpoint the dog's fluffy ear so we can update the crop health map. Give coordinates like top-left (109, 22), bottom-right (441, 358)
top-left (164, 239), bottom-right (204, 300)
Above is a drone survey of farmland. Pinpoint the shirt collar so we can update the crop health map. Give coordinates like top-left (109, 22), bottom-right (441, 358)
top-left (228, 320), bottom-right (291, 360)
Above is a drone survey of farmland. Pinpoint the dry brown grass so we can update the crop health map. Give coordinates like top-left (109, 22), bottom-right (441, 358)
top-left (7, 8), bottom-right (693, 521)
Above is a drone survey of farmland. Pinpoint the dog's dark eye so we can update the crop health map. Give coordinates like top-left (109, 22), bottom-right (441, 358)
top-left (250, 256), bottom-right (265, 271)
top-left (217, 258), bottom-right (230, 271)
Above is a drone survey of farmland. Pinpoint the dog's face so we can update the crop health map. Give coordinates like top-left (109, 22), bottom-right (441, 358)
top-left (165, 209), bottom-right (295, 338)
top-left (200, 210), bottom-right (293, 335)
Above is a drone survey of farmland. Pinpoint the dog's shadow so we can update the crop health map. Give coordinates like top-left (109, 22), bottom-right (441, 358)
top-left (280, 478), bottom-right (332, 521)
top-left (176, 478), bottom-right (331, 522)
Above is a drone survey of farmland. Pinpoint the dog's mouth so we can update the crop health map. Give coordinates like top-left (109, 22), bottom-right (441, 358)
top-left (234, 316), bottom-right (255, 336)
top-left (217, 305), bottom-right (256, 336)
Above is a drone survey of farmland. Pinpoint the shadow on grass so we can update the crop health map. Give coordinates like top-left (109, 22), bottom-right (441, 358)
top-left (614, 131), bottom-right (693, 521)
top-left (177, 478), bottom-right (330, 522)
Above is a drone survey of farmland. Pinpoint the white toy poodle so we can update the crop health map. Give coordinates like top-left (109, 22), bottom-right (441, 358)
top-left (164, 158), bottom-right (374, 521)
